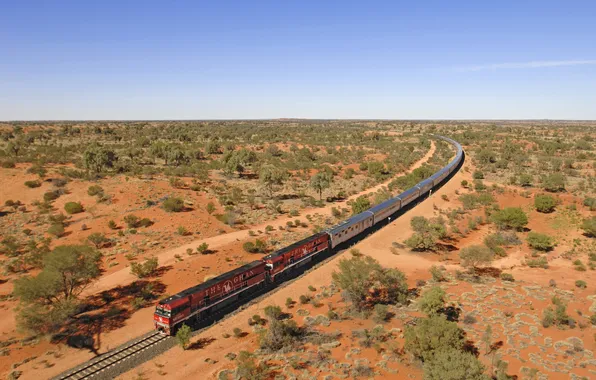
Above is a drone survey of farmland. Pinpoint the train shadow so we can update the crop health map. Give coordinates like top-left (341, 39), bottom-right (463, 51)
top-left (182, 152), bottom-right (466, 334)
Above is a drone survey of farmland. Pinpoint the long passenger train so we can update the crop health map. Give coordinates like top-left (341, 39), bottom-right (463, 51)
top-left (154, 135), bottom-right (463, 334)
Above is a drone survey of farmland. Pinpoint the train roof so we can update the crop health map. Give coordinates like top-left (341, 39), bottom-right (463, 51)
top-left (159, 260), bottom-right (265, 304)
top-left (263, 232), bottom-right (328, 261)
top-left (368, 197), bottom-right (400, 214)
top-left (327, 211), bottom-right (373, 234)
top-left (397, 187), bottom-right (418, 199)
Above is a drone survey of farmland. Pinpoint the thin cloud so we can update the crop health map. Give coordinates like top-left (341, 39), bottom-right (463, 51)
top-left (456, 60), bottom-right (596, 72)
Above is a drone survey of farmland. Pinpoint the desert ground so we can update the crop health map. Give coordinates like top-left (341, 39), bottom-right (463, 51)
top-left (0, 120), bottom-right (595, 380)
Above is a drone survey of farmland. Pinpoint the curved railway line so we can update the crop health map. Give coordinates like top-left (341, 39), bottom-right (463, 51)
top-left (53, 134), bottom-right (464, 380)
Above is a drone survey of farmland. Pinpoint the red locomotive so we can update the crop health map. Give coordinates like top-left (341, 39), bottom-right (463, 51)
top-left (154, 260), bottom-right (268, 335)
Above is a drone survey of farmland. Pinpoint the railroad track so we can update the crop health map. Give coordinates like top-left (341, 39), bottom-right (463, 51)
top-left (55, 332), bottom-right (170, 380)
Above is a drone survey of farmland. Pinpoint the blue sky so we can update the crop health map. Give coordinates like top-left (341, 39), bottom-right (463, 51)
top-left (1, 0), bottom-right (595, 120)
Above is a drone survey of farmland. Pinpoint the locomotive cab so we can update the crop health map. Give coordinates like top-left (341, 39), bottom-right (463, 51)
top-left (154, 304), bottom-right (172, 334)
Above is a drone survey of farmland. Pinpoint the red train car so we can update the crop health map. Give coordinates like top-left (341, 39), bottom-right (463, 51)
top-left (263, 232), bottom-right (330, 280)
top-left (154, 260), bottom-right (267, 334)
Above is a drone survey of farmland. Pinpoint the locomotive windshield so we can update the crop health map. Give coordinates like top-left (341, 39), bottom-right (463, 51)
top-left (155, 305), bottom-right (171, 318)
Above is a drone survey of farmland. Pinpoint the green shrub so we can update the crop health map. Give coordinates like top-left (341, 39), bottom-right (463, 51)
top-left (581, 217), bottom-right (596, 237)
top-left (177, 226), bottom-right (189, 236)
top-left (591, 315), bottom-right (596, 326)
top-left (526, 256), bottom-right (548, 268)
top-left (429, 265), bottom-right (446, 282)
top-left (418, 286), bottom-right (446, 316)
top-left (24, 180), bottom-right (41, 188)
top-left (138, 218), bottom-right (153, 227)
top-left (472, 171), bottom-right (484, 180)
top-left (233, 327), bottom-right (243, 338)
top-left (43, 190), bottom-right (60, 202)
top-left (373, 304), bottom-right (390, 323)
top-left (197, 243), bottom-right (209, 254)
top-left (500, 273), bottom-right (514, 282)
top-left (64, 202), bottom-right (84, 214)
top-left (527, 232), bottom-right (556, 252)
top-left (264, 305), bottom-right (282, 320)
top-left (47, 224), bottom-right (65, 237)
top-left (176, 324), bottom-right (192, 350)
top-left (459, 245), bottom-right (493, 269)
top-left (542, 173), bottom-right (566, 192)
top-left (123, 214), bottom-right (140, 228)
top-left (87, 232), bottom-right (108, 248)
top-left (491, 207), bottom-right (528, 230)
top-left (542, 308), bottom-right (555, 328)
top-left (108, 220), bottom-right (117, 229)
top-left (422, 348), bottom-right (487, 380)
top-left (243, 242), bottom-right (256, 253)
top-left (285, 297), bottom-right (294, 308)
top-left (87, 185), bottom-right (104, 196)
top-left (534, 194), bottom-right (557, 213)
top-left (575, 280), bottom-right (587, 289)
top-left (163, 197), bottom-right (184, 212)
top-left (130, 257), bottom-right (159, 278)
top-left (584, 197), bottom-right (596, 211)
top-left (299, 294), bottom-right (311, 304)
top-left (404, 315), bottom-right (465, 361)
top-left (1, 160), bottom-right (16, 168)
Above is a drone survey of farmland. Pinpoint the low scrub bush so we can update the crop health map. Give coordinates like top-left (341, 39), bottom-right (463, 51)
top-left (24, 180), bottom-right (41, 188)
top-left (163, 197), bottom-right (184, 212)
top-left (534, 194), bottom-right (557, 213)
top-left (526, 256), bottom-right (548, 268)
top-left (500, 273), bottom-right (514, 282)
top-left (64, 202), bottom-right (84, 214)
top-left (130, 257), bottom-right (159, 278)
top-left (527, 232), bottom-right (556, 252)
top-left (87, 185), bottom-right (104, 196)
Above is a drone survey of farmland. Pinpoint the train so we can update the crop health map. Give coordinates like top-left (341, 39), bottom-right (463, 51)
top-left (154, 135), bottom-right (463, 335)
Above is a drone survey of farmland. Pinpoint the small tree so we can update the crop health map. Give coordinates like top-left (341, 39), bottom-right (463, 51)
top-left (418, 286), bottom-right (446, 316)
top-left (176, 324), bottom-right (192, 350)
top-left (206, 202), bottom-right (216, 215)
top-left (87, 232), bottom-right (108, 248)
top-left (332, 255), bottom-right (407, 311)
top-left (459, 245), bottom-right (494, 269)
top-left (13, 245), bottom-right (102, 334)
top-left (259, 165), bottom-right (287, 198)
top-left (527, 232), bottom-right (556, 251)
top-left (491, 207), bottom-right (528, 231)
top-left (310, 172), bottom-right (332, 200)
top-left (534, 194), bottom-right (557, 213)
